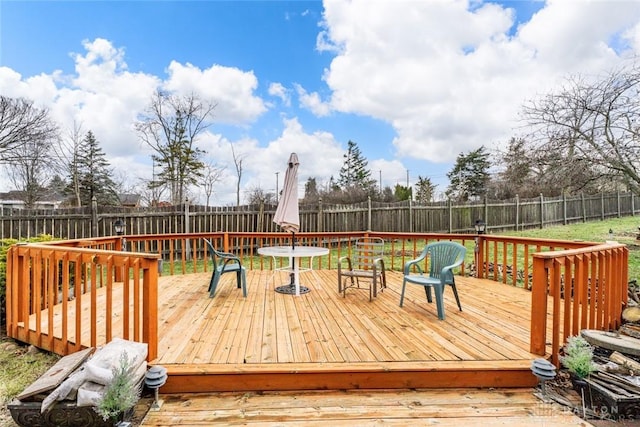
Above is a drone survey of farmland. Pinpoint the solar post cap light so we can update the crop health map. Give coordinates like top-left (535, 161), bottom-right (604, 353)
top-left (530, 358), bottom-right (557, 396)
top-left (145, 365), bottom-right (168, 410)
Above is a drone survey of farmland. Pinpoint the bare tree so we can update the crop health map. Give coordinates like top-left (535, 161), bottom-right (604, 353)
top-left (521, 63), bottom-right (640, 193)
top-left (6, 134), bottom-right (53, 208)
top-left (135, 90), bottom-right (215, 205)
top-left (201, 162), bottom-right (224, 207)
top-left (230, 143), bottom-right (244, 207)
top-left (246, 185), bottom-right (276, 206)
top-left (0, 96), bottom-right (58, 163)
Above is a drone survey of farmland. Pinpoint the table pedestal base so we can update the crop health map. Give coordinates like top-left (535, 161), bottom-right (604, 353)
top-left (275, 284), bottom-right (310, 295)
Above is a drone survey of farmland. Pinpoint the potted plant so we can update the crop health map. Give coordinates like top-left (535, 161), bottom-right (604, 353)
top-left (561, 335), bottom-right (598, 386)
top-left (94, 351), bottom-right (141, 426)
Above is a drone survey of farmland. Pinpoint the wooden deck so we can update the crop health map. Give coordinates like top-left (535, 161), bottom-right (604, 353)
top-left (35, 269), bottom-right (554, 393)
top-left (154, 270), bottom-right (546, 392)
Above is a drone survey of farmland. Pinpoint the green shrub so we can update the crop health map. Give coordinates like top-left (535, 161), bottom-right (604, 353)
top-left (94, 351), bottom-right (141, 422)
top-left (560, 335), bottom-right (598, 378)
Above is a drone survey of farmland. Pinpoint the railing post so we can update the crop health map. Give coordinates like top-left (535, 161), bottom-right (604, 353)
top-left (223, 232), bottom-right (230, 253)
top-left (142, 259), bottom-right (158, 362)
top-left (530, 255), bottom-right (548, 358)
top-left (475, 235), bottom-right (485, 279)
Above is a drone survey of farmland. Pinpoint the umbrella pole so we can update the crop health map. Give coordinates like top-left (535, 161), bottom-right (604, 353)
top-left (289, 231), bottom-right (296, 286)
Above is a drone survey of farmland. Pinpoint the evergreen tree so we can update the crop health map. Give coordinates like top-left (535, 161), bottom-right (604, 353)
top-left (338, 140), bottom-right (376, 195)
top-left (446, 146), bottom-right (491, 202)
top-left (394, 184), bottom-right (412, 201)
top-left (303, 177), bottom-right (320, 203)
top-left (414, 176), bottom-right (436, 203)
top-left (67, 131), bottom-right (119, 206)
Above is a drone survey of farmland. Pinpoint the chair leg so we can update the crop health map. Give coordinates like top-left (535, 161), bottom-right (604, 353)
top-left (424, 286), bottom-right (433, 303)
top-left (372, 275), bottom-right (376, 300)
top-left (241, 269), bottom-right (247, 298)
top-left (209, 273), bottom-right (221, 298)
top-left (399, 279), bottom-right (407, 307)
top-left (449, 279), bottom-right (462, 311)
top-left (208, 272), bottom-right (215, 293)
top-left (433, 283), bottom-right (445, 320)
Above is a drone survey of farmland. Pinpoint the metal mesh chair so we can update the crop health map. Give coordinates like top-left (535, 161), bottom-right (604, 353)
top-left (338, 237), bottom-right (386, 301)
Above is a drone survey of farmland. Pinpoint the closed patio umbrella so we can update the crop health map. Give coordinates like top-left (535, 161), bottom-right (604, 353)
top-left (273, 153), bottom-right (300, 249)
top-left (273, 153), bottom-right (303, 294)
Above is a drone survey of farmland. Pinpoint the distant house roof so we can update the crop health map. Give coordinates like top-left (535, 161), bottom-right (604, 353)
top-left (119, 193), bottom-right (141, 207)
top-left (0, 190), bottom-right (67, 209)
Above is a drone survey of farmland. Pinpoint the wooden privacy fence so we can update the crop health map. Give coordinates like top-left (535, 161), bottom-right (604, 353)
top-left (5, 231), bottom-right (629, 364)
top-left (1, 191), bottom-right (639, 241)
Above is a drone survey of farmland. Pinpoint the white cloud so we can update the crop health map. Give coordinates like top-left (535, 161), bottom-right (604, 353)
top-left (317, 0), bottom-right (640, 163)
top-left (189, 117), bottom-right (344, 204)
top-left (268, 82), bottom-right (291, 106)
top-left (164, 61), bottom-right (267, 125)
top-left (294, 83), bottom-right (331, 117)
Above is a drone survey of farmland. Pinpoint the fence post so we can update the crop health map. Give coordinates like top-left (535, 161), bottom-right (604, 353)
top-left (318, 198), bottom-right (323, 233)
top-left (184, 200), bottom-right (191, 260)
top-left (448, 199), bottom-right (452, 233)
top-left (258, 202), bottom-right (264, 232)
top-left (539, 193), bottom-right (544, 229)
top-left (483, 196), bottom-right (488, 230)
top-left (562, 193), bottom-right (567, 225)
top-left (409, 198), bottom-right (413, 233)
top-left (582, 192), bottom-right (586, 222)
top-left (367, 196), bottom-right (372, 231)
top-left (515, 194), bottom-right (520, 231)
top-left (601, 192), bottom-right (605, 220)
top-left (618, 191), bottom-right (621, 217)
top-left (91, 196), bottom-right (98, 238)
top-left (633, 192), bottom-right (636, 217)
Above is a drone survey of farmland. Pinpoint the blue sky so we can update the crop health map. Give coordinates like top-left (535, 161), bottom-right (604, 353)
top-left (2, 0), bottom-right (640, 205)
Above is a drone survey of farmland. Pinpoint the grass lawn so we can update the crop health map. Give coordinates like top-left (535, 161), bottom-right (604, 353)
top-left (501, 216), bottom-right (640, 281)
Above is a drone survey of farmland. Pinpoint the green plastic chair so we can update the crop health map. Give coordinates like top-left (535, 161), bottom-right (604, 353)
top-left (203, 239), bottom-right (247, 298)
top-left (399, 241), bottom-right (466, 320)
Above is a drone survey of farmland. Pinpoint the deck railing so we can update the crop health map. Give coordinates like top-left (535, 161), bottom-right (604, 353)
top-left (6, 239), bottom-right (160, 360)
top-left (530, 243), bottom-right (628, 366)
top-left (5, 231), bottom-right (629, 364)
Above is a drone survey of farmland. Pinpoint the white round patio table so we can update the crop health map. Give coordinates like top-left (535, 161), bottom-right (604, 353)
top-left (257, 246), bottom-right (329, 296)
